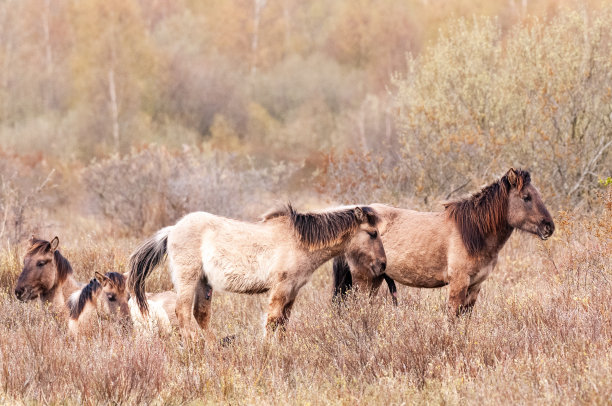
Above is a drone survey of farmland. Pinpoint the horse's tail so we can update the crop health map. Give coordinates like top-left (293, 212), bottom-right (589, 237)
top-left (382, 274), bottom-right (398, 306)
top-left (128, 226), bottom-right (172, 316)
top-left (332, 255), bottom-right (352, 301)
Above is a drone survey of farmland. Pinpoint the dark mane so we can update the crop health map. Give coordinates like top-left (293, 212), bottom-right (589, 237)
top-left (69, 278), bottom-right (102, 320)
top-left (444, 169), bottom-right (531, 256)
top-left (263, 203), bottom-right (379, 250)
top-left (27, 237), bottom-right (73, 284)
top-left (54, 251), bottom-right (73, 284)
top-left (104, 272), bottom-right (126, 291)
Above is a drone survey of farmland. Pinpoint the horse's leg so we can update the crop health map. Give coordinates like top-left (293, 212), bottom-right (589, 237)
top-left (447, 272), bottom-right (470, 317)
top-left (193, 278), bottom-right (215, 343)
top-left (173, 268), bottom-right (201, 339)
top-left (265, 283), bottom-right (296, 334)
top-left (463, 282), bottom-right (483, 314)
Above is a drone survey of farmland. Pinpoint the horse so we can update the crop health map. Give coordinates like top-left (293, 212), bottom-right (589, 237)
top-left (14, 236), bottom-right (83, 313)
top-left (333, 168), bottom-right (555, 316)
top-left (68, 271), bottom-right (177, 335)
top-left (128, 203), bottom-right (387, 340)
top-left (67, 276), bottom-right (117, 336)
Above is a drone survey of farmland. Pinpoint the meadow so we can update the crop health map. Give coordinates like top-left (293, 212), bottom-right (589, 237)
top-left (1, 0), bottom-right (611, 404)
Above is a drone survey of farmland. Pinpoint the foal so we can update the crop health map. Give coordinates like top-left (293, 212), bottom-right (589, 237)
top-left (333, 168), bottom-right (555, 316)
top-left (128, 204), bottom-right (386, 340)
top-left (68, 272), bottom-right (177, 335)
top-left (14, 236), bottom-right (83, 314)
top-left (67, 277), bottom-right (117, 336)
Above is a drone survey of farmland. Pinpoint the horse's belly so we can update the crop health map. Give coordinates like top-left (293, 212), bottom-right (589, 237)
top-left (201, 247), bottom-right (274, 294)
top-left (389, 270), bottom-right (448, 288)
top-left (386, 259), bottom-right (448, 288)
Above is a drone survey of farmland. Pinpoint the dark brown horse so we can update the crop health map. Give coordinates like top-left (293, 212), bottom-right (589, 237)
top-left (333, 168), bottom-right (555, 316)
top-left (14, 236), bottom-right (83, 313)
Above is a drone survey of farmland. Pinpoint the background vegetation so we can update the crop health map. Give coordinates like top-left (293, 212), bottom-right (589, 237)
top-left (0, 0), bottom-right (610, 404)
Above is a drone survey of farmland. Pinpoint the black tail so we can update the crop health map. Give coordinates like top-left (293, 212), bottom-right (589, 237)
top-left (333, 255), bottom-right (398, 306)
top-left (127, 227), bottom-right (171, 315)
top-left (382, 274), bottom-right (398, 306)
top-left (332, 255), bottom-right (353, 300)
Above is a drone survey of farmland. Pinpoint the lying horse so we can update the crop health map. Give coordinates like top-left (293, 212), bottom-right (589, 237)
top-left (14, 236), bottom-right (83, 313)
top-left (68, 272), bottom-right (177, 335)
top-left (128, 204), bottom-right (386, 339)
top-left (14, 236), bottom-right (178, 331)
top-left (67, 276), bottom-right (119, 336)
top-left (333, 168), bottom-right (555, 316)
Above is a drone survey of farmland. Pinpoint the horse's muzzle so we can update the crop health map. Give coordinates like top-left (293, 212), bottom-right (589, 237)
top-left (538, 219), bottom-right (555, 240)
top-left (14, 286), bottom-right (34, 301)
top-left (371, 261), bottom-right (387, 276)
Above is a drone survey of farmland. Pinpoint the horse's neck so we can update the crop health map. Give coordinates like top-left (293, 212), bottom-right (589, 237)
top-left (485, 224), bottom-right (514, 257)
top-left (308, 243), bottom-right (348, 270)
top-left (61, 275), bottom-right (83, 302)
top-left (43, 274), bottom-right (83, 311)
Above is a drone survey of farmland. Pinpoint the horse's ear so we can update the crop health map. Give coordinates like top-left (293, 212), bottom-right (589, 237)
top-left (506, 168), bottom-right (519, 188)
top-left (49, 236), bottom-right (59, 252)
top-left (95, 271), bottom-right (110, 286)
top-left (354, 207), bottom-right (365, 223)
top-left (29, 235), bottom-right (36, 245)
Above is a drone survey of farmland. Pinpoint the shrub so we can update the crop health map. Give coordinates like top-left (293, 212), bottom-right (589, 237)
top-left (394, 10), bottom-right (612, 206)
top-left (83, 145), bottom-right (298, 235)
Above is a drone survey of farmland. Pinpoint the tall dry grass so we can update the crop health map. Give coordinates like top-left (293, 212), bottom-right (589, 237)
top-left (0, 188), bottom-right (609, 405)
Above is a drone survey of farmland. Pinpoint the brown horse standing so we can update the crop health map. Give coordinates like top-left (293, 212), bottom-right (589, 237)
top-left (333, 168), bottom-right (555, 316)
top-left (14, 236), bottom-right (82, 313)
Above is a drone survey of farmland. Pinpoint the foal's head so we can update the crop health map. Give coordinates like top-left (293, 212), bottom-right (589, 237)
top-left (68, 273), bottom-right (132, 335)
top-left (94, 271), bottom-right (131, 320)
top-left (504, 168), bottom-right (555, 240)
top-left (14, 236), bottom-right (72, 301)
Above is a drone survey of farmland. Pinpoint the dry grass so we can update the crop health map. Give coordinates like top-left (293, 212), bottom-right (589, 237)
top-left (0, 190), bottom-right (609, 405)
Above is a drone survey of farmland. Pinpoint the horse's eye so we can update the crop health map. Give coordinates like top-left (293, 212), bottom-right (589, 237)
top-left (522, 195), bottom-right (531, 202)
top-left (368, 231), bottom-right (378, 239)
top-left (107, 294), bottom-right (116, 302)
top-left (36, 261), bottom-right (46, 267)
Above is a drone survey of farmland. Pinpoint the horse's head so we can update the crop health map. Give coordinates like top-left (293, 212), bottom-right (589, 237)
top-left (95, 271), bottom-right (131, 320)
top-left (505, 168), bottom-right (555, 240)
top-left (15, 236), bottom-right (64, 301)
top-left (344, 207), bottom-right (387, 277)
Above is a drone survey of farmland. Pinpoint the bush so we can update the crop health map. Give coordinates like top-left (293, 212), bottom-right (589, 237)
top-left (394, 10), bottom-right (612, 206)
top-left (83, 145), bottom-right (298, 235)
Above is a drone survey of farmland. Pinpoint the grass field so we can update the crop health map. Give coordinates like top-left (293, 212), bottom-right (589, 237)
top-left (0, 190), bottom-right (609, 405)
top-left (1, 1), bottom-right (611, 404)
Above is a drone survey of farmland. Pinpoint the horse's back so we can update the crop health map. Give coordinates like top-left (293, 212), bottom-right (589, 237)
top-left (129, 297), bottom-right (173, 332)
top-left (373, 205), bottom-right (454, 288)
top-left (147, 291), bottom-right (179, 328)
top-left (170, 210), bottom-right (291, 294)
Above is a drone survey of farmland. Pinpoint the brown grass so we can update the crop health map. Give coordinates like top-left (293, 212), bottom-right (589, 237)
top-left (0, 190), bottom-right (609, 405)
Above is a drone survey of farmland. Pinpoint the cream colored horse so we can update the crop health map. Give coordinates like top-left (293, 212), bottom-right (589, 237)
top-left (128, 204), bottom-right (386, 339)
top-left (333, 168), bottom-right (555, 316)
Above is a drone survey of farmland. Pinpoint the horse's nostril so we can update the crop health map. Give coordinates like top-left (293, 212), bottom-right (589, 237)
top-left (381, 262), bottom-right (387, 272)
top-left (14, 288), bottom-right (23, 299)
top-left (542, 219), bottom-right (555, 235)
